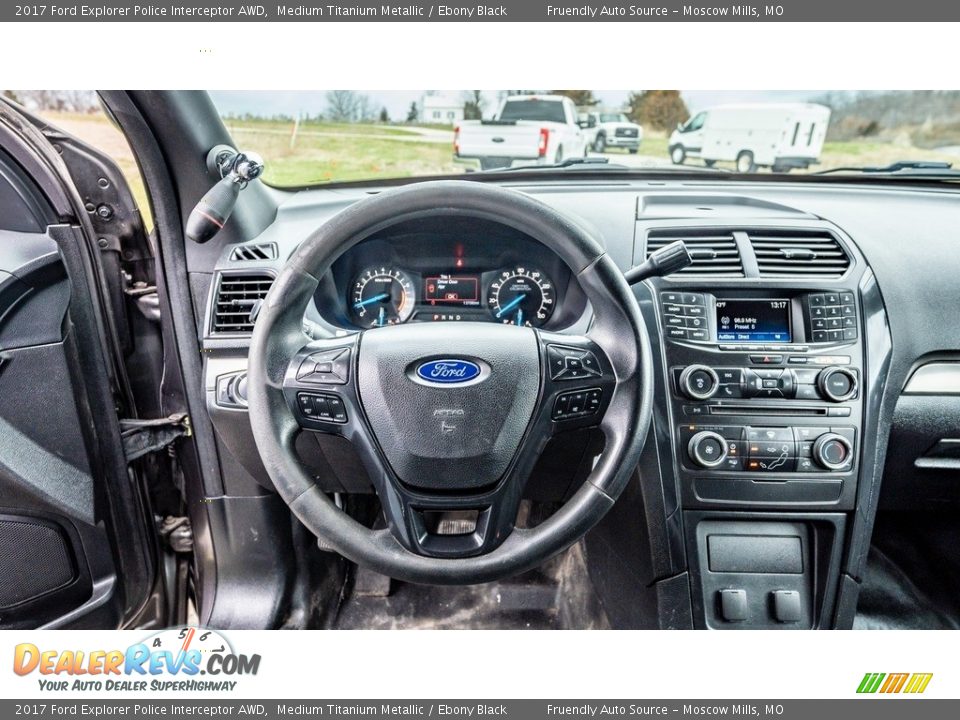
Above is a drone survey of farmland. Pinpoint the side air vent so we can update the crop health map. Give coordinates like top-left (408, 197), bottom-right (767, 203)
top-left (229, 243), bottom-right (278, 262)
top-left (749, 230), bottom-right (850, 278)
top-left (645, 229), bottom-right (744, 277)
top-left (211, 272), bottom-right (274, 334)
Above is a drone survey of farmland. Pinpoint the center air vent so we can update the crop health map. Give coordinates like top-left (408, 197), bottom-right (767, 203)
top-left (646, 229), bottom-right (744, 277)
top-left (229, 242), bottom-right (278, 262)
top-left (211, 272), bottom-right (274, 334)
top-left (749, 230), bottom-right (850, 278)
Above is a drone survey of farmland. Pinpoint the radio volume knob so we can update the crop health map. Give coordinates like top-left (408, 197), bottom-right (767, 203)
top-left (816, 366), bottom-right (858, 402)
top-left (813, 433), bottom-right (853, 470)
top-left (679, 365), bottom-right (720, 400)
top-left (688, 431), bottom-right (729, 468)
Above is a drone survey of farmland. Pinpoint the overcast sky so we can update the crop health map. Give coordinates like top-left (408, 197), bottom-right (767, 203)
top-left (210, 90), bottom-right (830, 120)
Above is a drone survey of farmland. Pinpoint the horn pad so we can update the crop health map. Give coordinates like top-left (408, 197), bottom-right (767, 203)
top-left (356, 323), bottom-right (540, 491)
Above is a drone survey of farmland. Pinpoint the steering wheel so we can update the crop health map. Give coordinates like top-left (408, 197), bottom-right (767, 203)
top-left (247, 181), bottom-right (653, 585)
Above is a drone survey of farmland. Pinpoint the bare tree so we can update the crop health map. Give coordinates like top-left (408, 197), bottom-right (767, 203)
top-left (463, 90), bottom-right (486, 120)
top-left (325, 90), bottom-right (359, 122)
top-left (325, 90), bottom-right (378, 123)
top-left (354, 94), bottom-right (376, 123)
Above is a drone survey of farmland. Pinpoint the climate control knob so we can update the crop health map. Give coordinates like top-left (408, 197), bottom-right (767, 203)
top-left (813, 433), bottom-right (853, 471)
top-left (679, 365), bottom-right (720, 400)
top-left (688, 431), bottom-right (729, 468)
top-left (817, 366), bottom-right (858, 402)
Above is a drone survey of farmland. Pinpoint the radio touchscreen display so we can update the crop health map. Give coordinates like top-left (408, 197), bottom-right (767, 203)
top-left (716, 298), bottom-right (791, 343)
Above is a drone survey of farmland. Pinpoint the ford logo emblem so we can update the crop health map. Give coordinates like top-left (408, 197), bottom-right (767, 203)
top-left (415, 359), bottom-right (482, 385)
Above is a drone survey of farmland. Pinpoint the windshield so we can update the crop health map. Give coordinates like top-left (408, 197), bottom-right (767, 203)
top-left (498, 98), bottom-right (567, 123)
top-left (210, 90), bottom-right (960, 186)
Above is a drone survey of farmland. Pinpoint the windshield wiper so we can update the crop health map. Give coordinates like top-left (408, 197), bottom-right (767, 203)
top-left (813, 160), bottom-right (956, 175)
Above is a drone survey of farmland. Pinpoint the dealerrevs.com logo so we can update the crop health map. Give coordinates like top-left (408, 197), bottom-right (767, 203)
top-left (13, 627), bottom-right (260, 692)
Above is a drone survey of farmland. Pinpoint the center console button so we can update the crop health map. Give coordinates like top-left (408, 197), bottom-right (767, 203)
top-left (718, 383), bottom-right (742, 398)
top-left (747, 427), bottom-right (794, 443)
top-left (813, 432), bottom-right (853, 470)
top-left (679, 365), bottom-right (719, 400)
top-left (717, 368), bottom-right (741, 384)
top-left (688, 430), bottom-right (729, 468)
top-left (794, 426), bottom-right (826, 441)
top-left (817, 366), bottom-right (858, 402)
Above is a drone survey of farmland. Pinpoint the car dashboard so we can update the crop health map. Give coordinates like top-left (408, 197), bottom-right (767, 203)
top-left (195, 175), bottom-right (960, 630)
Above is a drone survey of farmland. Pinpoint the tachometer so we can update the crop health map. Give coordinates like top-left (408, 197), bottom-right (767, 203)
top-left (351, 267), bottom-right (415, 328)
top-left (486, 267), bottom-right (555, 327)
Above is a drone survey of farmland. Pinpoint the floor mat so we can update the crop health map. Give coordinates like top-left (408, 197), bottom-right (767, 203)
top-left (855, 511), bottom-right (960, 630)
top-left (332, 542), bottom-right (609, 630)
top-left (854, 546), bottom-right (958, 629)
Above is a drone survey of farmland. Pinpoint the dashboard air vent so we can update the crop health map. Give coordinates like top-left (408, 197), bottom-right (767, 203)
top-left (211, 273), bottom-right (274, 334)
top-left (229, 242), bottom-right (278, 262)
top-left (645, 229), bottom-right (744, 277)
top-left (749, 230), bottom-right (850, 278)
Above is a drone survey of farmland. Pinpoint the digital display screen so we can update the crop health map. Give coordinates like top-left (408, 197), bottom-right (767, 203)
top-left (424, 275), bottom-right (480, 306)
top-left (716, 299), bottom-right (791, 343)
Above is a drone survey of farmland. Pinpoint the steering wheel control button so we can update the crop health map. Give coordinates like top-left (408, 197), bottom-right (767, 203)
top-left (688, 431), bottom-right (728, 468)
top-left (679, 364), bottom-right (719, 400)
top-left (718, 589), bottom-right (749, 622)
top-left (297, 348), bottom-right (351, 384)
top-left (552, 388), bottom-right (602, 421)
top-left (297, 392), bottom-right (348, 424)
top-left (547, 345), bottom-right (602, 381)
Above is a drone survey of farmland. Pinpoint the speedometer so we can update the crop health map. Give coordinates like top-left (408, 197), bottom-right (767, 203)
top-left (486, 267), bottom-right (555, 327)
top-left (351, 267), bottom-right (415, 328)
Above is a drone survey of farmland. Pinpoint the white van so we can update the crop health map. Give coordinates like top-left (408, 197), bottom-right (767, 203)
top-left (668, 103), bottom-right (831, 172)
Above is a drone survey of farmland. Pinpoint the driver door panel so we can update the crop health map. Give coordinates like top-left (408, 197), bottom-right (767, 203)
top-left (0, 109), bottom-right (154, 629)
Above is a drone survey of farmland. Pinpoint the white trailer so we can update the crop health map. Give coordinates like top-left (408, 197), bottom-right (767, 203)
top-left (668, 103), bottom-right (832, 172)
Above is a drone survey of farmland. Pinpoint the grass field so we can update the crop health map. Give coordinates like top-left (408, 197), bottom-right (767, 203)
top-left (226, 121), bottom-right (459, 186)
top-left (41, 112), bottom-right (960, 229)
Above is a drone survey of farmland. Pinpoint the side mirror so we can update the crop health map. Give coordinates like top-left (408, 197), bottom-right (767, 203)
top-left (677, 122), bottom-right (683, 131)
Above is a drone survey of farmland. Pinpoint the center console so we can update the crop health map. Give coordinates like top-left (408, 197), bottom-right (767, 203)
top-left (661, 289), bottom-right (864, 509)
top-left (632, 216), bottom-right (890, 631)
top-left (655, 285), bottom-right (869, 629)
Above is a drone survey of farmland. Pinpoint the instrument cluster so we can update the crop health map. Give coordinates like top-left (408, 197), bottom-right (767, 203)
top-left (349, 264), bottom-right (557, 328)
top-left (321, 217), bottom-right (581, 331)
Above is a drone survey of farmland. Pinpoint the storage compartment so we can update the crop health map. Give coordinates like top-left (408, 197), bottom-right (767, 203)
top-left (707, 533), bottom-right (803, 574)
top-left (686, 514), bottom-right (846, 630)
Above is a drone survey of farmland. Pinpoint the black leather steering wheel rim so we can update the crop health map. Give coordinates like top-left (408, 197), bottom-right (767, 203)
top-left (247, 180), bottom-right (654, 585)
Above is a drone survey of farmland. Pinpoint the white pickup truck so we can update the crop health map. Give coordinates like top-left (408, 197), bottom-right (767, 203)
top-left (580, 111), bottom-right (643, 153)
top-left (454, 95), bottom-right (589, 171)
